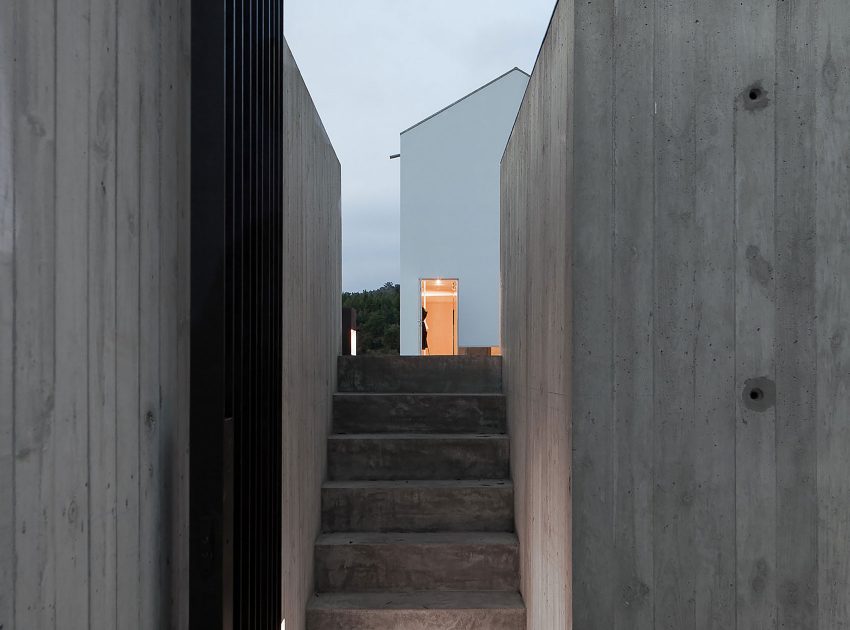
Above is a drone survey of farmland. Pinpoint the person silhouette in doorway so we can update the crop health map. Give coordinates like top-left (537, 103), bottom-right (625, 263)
top-left (421, 307), bottom-right (429, 355)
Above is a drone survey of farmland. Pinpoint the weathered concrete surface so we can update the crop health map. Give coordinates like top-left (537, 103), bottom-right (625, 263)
top-left (501, 0), bottom-right (850, 628)
top-left (333, 393), bottom-right (506, 434)
top-left (281, 40), bottom-right (342, 630)
top-left (322, 480), bottom-right (514, 532)
top-left (315, 532), bottom-right (520, 592)
top-left (306, 591), bottom-right (526, 630)
top-left (0, 0), bottom-right (191, 627)
top-left (328, 434), bottom-right (510, 481)
top-left (338, 356), bottom-right (503, 393)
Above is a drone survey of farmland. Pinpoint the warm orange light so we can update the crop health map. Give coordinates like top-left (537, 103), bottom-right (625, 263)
top-left (420, 278), bottom-right (459, 356)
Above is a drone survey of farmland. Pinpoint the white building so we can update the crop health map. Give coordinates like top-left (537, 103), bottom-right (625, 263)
top-left (399, 68), bottom-right (529, 356)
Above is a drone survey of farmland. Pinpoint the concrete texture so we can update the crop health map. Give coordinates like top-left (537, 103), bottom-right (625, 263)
top-left (315, 532), bottom-right (520, 592)
top-left (0, 0), bottom-right (191, 627)
top-left (500, 3), bottom-right (573, 629)
top-left (333, 393), bottom-right (506, 434)
top-left (306, 592), bottom-right (526, 630)
top-left (312, 357), bottom-right (524, 628)
top-left (327, 434), bottom-right (510, 481)
top-left (501, 0), bottom-right (850, 628)
top-left (338, 356), bottom-right (503, 393)
top-left (281, 40), bottom-right (342, 630)
top-left (322, 480), bottom-right (514, 532)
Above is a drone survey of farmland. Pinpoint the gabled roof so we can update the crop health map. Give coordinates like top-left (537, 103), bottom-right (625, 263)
top-left (400, 67), bottom-right (531, 136)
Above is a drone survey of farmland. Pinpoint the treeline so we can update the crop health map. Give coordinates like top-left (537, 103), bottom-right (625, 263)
top-left (342, 282), bottom-right (400, 355)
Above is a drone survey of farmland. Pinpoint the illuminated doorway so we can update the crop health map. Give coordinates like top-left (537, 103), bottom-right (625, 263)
top-left (420, 279), bottom-right (458, 356)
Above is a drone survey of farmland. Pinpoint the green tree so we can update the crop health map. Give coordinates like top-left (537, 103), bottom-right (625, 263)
top-left (342, 282), bottom-right (400, 355)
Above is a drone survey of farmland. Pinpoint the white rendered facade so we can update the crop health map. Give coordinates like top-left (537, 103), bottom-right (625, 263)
top-left (399, 68), bottom-right (529, 356)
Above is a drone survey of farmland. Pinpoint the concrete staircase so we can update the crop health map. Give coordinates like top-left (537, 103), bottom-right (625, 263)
top-left (307, 356), bottom-right (525, 630)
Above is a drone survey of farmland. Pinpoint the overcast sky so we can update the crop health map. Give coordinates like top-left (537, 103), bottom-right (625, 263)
top-left (284, 1), bottom-right (556, 292)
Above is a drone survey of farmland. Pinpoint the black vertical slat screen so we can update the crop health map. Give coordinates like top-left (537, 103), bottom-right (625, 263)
top-left (191, 0), bottom-right (283, 628)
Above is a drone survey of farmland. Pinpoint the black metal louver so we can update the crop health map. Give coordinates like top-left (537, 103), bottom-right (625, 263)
top-left (191, 1), bottom-right (283, 628)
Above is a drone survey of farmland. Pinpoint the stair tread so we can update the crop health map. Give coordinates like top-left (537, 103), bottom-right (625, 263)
top-left (328, 433), bottom-right (508, 440)
top-left (307, 591), bottom-right (525, 611)
top-left (327, 433), bottom-right (510, 481)
top-left (338, 356), bottom-right (501, 367)
top-left (337, 356), bottom-right (503, 394)
top-left (316, 532), bottom-right (518, 546)
top-left (323, 479), bottom-right (512, 489)
top-left (335, 392), bottom-right (505, 398)
top-left (333, 393), bottom-right (507, 434)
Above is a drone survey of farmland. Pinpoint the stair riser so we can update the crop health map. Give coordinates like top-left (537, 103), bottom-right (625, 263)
top-left (315, 543), bottom-right (520, 592)
top-left (337, 356), bottom-right (503, 394)
top-left (328, 438), bottom-right (510, 481)
top-left (322, 485), bottom-right (514, 532)
top-left (333, 394), bottom-right (506, 434)
top-left (307, 609), bottom-right (526, 630)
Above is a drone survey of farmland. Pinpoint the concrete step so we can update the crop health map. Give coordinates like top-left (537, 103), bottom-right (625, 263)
top-left (327, 434), bottom-right (510, 481)
top-left (337, 355), bottom-right (502, 393)
top-left (306, 591), bottom-right (526, 630)
top-left (314, 532), bottom-right (520, 593)
top-left (322, 480), bottom-right (514, 533)
top-left (333, 393), bottom-right (506, 434)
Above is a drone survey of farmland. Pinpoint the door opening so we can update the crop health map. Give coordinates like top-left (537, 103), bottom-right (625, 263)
top-left (420, 278), bottom-right (459, 356)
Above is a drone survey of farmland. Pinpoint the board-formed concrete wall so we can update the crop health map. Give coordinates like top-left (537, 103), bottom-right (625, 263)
top-left (0, 0), bottom-right (191, 628)
top-left (500, 4), bottom-right (573, 628)
top-left (281, 41), bottom-right (342, 630)
top-left (501, 0), bottom-right (850, 628)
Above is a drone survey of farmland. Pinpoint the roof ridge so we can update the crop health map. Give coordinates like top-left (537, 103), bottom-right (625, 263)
top-left (400, 67), bottom-right (530, 136)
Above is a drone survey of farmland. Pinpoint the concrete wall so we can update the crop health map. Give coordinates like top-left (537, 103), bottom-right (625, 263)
top-left (0, 0), bottom-right (191, 628)
top-left (501, 0), bottom-right (850, 628)
top-left (500, 5), bottom-right (573, 628)
top-left (400, 69), bottom-right (529, 355)
top-left (281, 41), bottom-right (342, 630)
